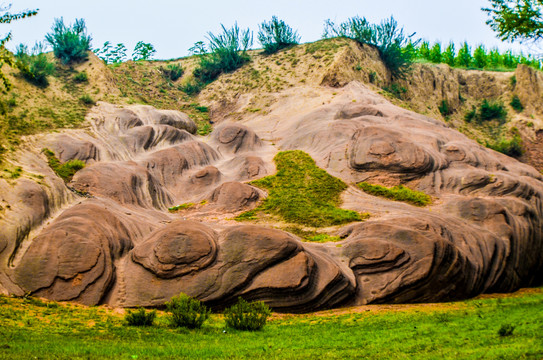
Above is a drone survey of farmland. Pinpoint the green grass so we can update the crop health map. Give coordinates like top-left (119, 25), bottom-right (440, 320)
top-left (42, 148), bottom-right (85, 182)
top-left (0, 289), bottom-right (541, 359)
top-left (168, 203), bottom-right (194, 212)
top-left (358, 182), bottom-right (431, 206)
top-left (236, 150), bottom-right (362, 227)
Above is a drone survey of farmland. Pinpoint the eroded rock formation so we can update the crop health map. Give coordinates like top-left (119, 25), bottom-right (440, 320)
top-left (1, 83), bottom-right (542, 312)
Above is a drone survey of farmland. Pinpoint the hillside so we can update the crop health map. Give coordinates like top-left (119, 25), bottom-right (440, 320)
top-left (0, 38), bottom-right (542, 311)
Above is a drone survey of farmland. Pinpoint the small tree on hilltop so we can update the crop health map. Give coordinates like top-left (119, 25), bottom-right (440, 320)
top-left (45, 18), bottom-right (92, 64)
top-left (258, 16), bottom-right (301, 54)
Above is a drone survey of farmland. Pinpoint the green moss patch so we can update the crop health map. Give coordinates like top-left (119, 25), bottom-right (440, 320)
top-left (358, 182), bottom-right (431, 206)
top-left (42, 148), bottom-right (85, 182)
top-left (236, 150), bottom-right (362, 227)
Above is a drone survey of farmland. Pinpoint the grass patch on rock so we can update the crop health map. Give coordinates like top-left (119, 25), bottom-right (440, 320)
top-left (358, 182), bottom-right (431, 206)
top-left (42, 148), bottom-right (85, 182)
top-left (236, 150), bottom-right (362, 227)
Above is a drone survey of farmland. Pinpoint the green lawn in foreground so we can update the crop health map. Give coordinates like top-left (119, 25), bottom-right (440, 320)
top-left (0, 289), bottom-right (542, 359)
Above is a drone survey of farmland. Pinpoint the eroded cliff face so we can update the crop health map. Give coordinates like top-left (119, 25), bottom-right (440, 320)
top-left (1, 79), bottom-right (542, 311)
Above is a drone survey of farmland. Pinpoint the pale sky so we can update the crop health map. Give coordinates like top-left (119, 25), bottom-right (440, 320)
top-left (3, 0), bottom-right (532, 59)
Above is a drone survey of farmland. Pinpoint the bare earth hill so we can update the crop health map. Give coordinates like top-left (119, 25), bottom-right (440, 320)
top-left (0, 39), bottom-right (542, 312)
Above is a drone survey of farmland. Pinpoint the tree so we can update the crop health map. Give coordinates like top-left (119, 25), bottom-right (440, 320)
top-left (484, 0), bottom-right (543, 42)
top-left (0, 4), bottom-right (38, 91)
top-left (45, 18), bottom-right (92, 64)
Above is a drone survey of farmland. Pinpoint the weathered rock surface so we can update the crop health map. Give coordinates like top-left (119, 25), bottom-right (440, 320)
top-left (1, 84), bottom-right (542, 311)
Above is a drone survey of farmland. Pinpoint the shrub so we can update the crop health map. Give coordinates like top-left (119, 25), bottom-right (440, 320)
top-left (191, 23), bottom-right (253, 86)
top-left (258, 16), bottom-right (300, 54)
top-left (73, 71), bottom-right (88, 83)
top-left (125, 308), bottom-right (156, 327)
top-left (324, 16), bottom-right (418, 79)
top-left (510, 75), bottom-right (517, 87)
top-left (15, 43), bottom-right (55, 87)
top-left (465, 107), bottom-right (477, 122)
top-left (224, 297), bottom-right (271, 331)
top-left (161, 63), bottom-right (184, 81)
top-left (486, 133), bottom-right (523, 158)
top-left (132, 41), bottom-right (156, 61)
top-left (438, 99), bottom-right (452, 117)
top-left (478, 99), bottom-right (507, 123)
top-left (383, 83), bottom-right (407, 99)
top-left (79, 94), bottom-right (95, 105)
top-left (358, 182), bottom-right (431, 206)
top-left (498, 324), bottom-right (515, 337)
top-left (510, 95), bottom-right (523, 112)
top-left (45, 18), bottom-right (92, 64)
top-left (42, 148), bottom-right (85, 182)
top-left (166, 293), bottom-right (210, 329)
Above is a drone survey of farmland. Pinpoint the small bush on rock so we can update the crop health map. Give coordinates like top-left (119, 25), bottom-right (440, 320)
top-left (166, 293), bottom-right (210, 329)
top-left (45, 18), bottom-right (92, 64)
top-left (224, 297), bottom-right (271, 331)
top-left (125, 308), bottom-right (156, 327)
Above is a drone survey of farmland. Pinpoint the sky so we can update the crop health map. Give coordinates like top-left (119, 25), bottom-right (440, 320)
top-left (2, 0), bottom-right (533, 60)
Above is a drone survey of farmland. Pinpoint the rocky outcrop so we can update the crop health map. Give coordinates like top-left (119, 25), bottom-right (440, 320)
top-left (1, 82), bottom-right (542, 311)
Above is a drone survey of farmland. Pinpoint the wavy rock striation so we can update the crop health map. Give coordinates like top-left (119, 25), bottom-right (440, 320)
top-left (1, 83), bottom-right (542, 311)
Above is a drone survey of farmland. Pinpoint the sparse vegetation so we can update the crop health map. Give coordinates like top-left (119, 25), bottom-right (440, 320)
top-left (187, 23), bottom-right (253, 93)
top-left (45, 18), bottom-right (92, 64)
top-left (166, 293), bottom-right (210, 329)
top-left (0, 5), bottom-right (39, 92)
top-left (383, 82), bottom-right (408, 99)
top-left (237, 150), bottom-right (362, 227)
top-left (42, 148), bottom-right (85, 182)
top-left (79, 94), bottom-right (95, 106)
top-left (160, 63), bottom-right (184, 81)
top-left (124, 308), bottom-right (157, 327)
top-left (438, 99), bottom-right (453, 117)
top-left (358, 182), bottom-right (432, 206)
top-left (73, 71), bottom-right (88, 83)
top-left (486, 131), bottom-right (524, 157)
top-left (168, 202), bottom-right (194, 212)
top-left (258, 16), bottom-right (300, 54)
top-left (510, 95), bottom-right (524, 112)
top-left (14, 43), bottom-right (55, 87)
top-left (324, 16), bottom-right (418, 79)
top-left (224, 297), bottom-right (271, 331)
top-left (465, 99), bottom-right (508, 124)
